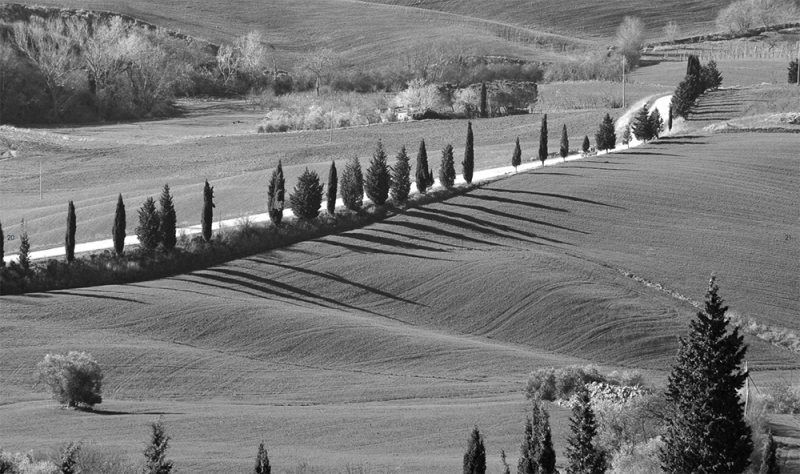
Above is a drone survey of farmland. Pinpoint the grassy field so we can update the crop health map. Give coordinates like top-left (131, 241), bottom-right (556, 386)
top-left (631, 58), bottom-right (797, 87)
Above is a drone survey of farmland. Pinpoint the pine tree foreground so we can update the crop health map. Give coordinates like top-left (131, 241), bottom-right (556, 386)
top-left (565, 389), bottom-right (607, 474)
top-left (660, 276), bottom-right (753, 473)
top-left (390, 146), bottom-right (412, 204)
top-left (365, 140), bottom-right (392, 206)
top-left (112, 194), bottom-right (126, 256)
top-left (143, 419), bottom-right (173, 474)
top-left (341, 155), bottom-right (364, 211)
top-left (254, 441), bottom-right (271, 474)
top-left (462, 121), bottom-right (475, 184)
top-left (632, 104), bottom-right (653, 142)
top-left (326, 161), bottom-right (338, 216)
top-left (290, 168), bottom-right (324, 220)
top-left (136, 197), bottom-right (162, 253)
top-left (439, 144), bottom-right (456, 189)
top-left (463, 426), bottom-right (487, 474)
top-left (595, 113), bottom-right (616, 152)
top-left (581, 136), bottom-right (590, 154)
top-left (518, 395), bottom-right (556, 474)
top-left (65, 200), bottom-right (76, 263)
top-left (511, 138), bottom-right (522, 172)
top-left (415, 139), bottom-right (431, 194)
top-left (201, 180), bottom-right (215, 241)
top-left (267, 162), bottom-right (285, 226)
top-left (159, 184), bottom-right (177, 251)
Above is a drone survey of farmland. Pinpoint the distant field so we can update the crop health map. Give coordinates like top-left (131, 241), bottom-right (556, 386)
top-left (632, 59), bottom-right (795, 86)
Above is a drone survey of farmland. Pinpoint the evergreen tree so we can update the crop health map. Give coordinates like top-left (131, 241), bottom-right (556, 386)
top-left (463, 425), bottom-right (487, 474)
top-left (462, 121), bottom-right (475, 184)
top-left (632, 104), bottom-right (653, 142)
top-left (415, 139), bottom-right (430, 194)
top-left (649, 108), bottom-right (663, 139)
top-left (621, 125), bottom-right (632, 148)
top-left (659, 276), bottom-right (752, 474)
top-left (365, 140), bottom-right (392, 205)
top-left (701, 59), bottom-right (723, 91)
top-left (18, 219), bottom-right (30, 271)
top-left (511, 138), bottom-right (522, 172)
top-left (565, 389), bottom-right (607, 474)
top-left (439, 144), bottom-right (456, 189)
top-left (581, 136), bottom-right (590, 153)
top-left (65, 201), bottom-right (76, 263)
top-left (267, 162), bottom-right (285, 226)
top-left (341, 155), bottom-right (364, 211)
top-left (480, 83), bottom-right (488, 118)
top-left (136, 197), bottom-right (162, 253)
top-left (326, 161), bottom-right (338, 216)
top-left (595, 113), bottom-right (616, 152)
top-left (391, 146), bottom-right (412, 204)
top-left (537, 114), bottom-right (548, 165)
top-left (112, 194), bottom-right (126, 256)
top-left (671, 74), bottom-right (703, 118)
top-left (668, 103), bottom-right (673, 131)
top-left (290, 168), bottom-right (324, 220)
top-left (201, 180), bottom-right (215, 241)
top-left (254, 441), bottom-right (271, 474)
top-left (0, 220), bottom-right (4, 267)
top-left (789, 59), bottom-right (798, 84)
top-left (559, 124), bottom-right (569, 162)
top-left (519, 396), bottom-right (556, 474)
top-left (518, 416), bottom-right (537, 474)
top-left (159, 184), bottom-right (177, 251)
top-left (759, 431), bottom-right (779, 474)
top-left (143, 419), bottom-right (173, 474)
top-left (686, 54), bottom-right (701, 78)
top-left (59, 442), bottom-right (80, 474)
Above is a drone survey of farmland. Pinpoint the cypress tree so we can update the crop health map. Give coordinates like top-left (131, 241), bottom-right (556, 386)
top-left (632, 104), bottom-right (652, 142)
top-left (671, 73), bottom-right (703, 119)
top-left (518, 416), bottom-right (537, 474)
top-left (511, 138), bottom-right (521, 172)
top-left (340, 155), bottom-right (364, 211)
top-left (668, 103), bottom-right (674, 131)
top-left (621, 124), bottom-right (632, 148)
top-left (18, 219), bottom-right (30, 271)
top-left (390, 146), bottom-right (412, 204)
top-left (559, 124), bottom-right (569, 162)
top-left (581, 135), bottom-right (590, 153)
top-left (789, 59), bottom-right (799, 84)
top-left (136, 197), bottom-right (162, 253)
top-left (0, 220), bottom-right (4, 267)
top-left (518, 396), bottom-right (556, 474)
top-left (143, 419), bottom-right (173, 474)
top-left (65, 201), bottom-right (76, 263)
top-left (254, 442), bottom-right (271, 474)
top-left (537, 114), bottom-right (548, 165)
top-left (462, 121), bottom-right (474, 184)
top-left (201, 180), bottom-right (214, 241)
top-left (701, 59), bottom-right (723, 91)
top-left (112, 194), bottom-right (126, 256)
top-left (565, 389), bottom-right (607, 474)
top-left (415, 139), bottom-right (430, 194)
top-left (439, 144), bottom-right (456, 189)
top-left (267, 162), bottom-right (285, 226)
top-left (159, 184), bottom-right (177, 251)
top-left (660, 276), bottom-right (752, 474)
top-left (365, 140), bottom-right (392, 205)
top-left (326, 161), bottom-right (338, 216)
top-left (480, 83), bottom-right (488, 118)
top-left (759, 431), bottom-right (779, 474)
top-left (463, 425), bottom-right (486, 474)
top-left (649, 108), bottom-right (663, 139)
top-left (290, 168), bottom-right (324, 220)
top-left (595, 113), bottom-right (617, 152)
top-left (686, 54), bottom-right (701, 78)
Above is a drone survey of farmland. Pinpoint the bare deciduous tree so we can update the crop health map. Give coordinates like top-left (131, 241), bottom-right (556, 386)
top-left (664, 21), bottom-right (680, 43)
top-left (616, 16), bottom-right (646, 66)
top-left (300, 47), bottom-right (340, 96)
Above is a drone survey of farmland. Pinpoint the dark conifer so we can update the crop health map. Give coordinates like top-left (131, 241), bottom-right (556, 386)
top-left (537, 114), bottom-right (548, 165)
top-left (565, 389), bottom-right (607, 474)
top-left (415, 139), bottom-right (430, 194)
top-left (159, 184), bottom-right (177, 251)
top-left (0, 220), bottom-right (4, 267)
top-left (518, 396), bottom-right (556, 474)
top-left (660, 276), bottom-right (752, 474)
top-left (632, 104), bottom-right (653, 142)
top-left (18, 219), bottom-right (30, 271)
top-left (649, 108), bottom-right (663, 139)
top-left (390, 146), bottom-right (412, 204)
top-left (254, 442), bottom-right (271, 474)
top-left (701, 59), bottom-right (723, 91)
top-left (511, 138), bottom-right (522, 172)
top-left (365, 140), bottom-right (392, 205)
top-left (463, 426), bottom-right (486, 474)
top-left (143, 419), bottom-right (173, 474)
top-left (559, 124), bottom-right (569, 162)
top-left (581, 135), bottom-right (590, 153)
top-left (59, 442), bottom-right (80, 474)
top-left (759, 431), bottom-right (779, 474)
top-left (267, 162), bottom-right (285, 226)
top-left (790, 59), bottom-right (799, 84)
top-left (595, 113), bottom-right (617, 151)
top-left (518, 416), bottom-right (537, 474)
top-left (462, 121), bottom-right (474, 184)
top-left (136, 197), bottom-right (162, 253)
top-left (480, 83), bottom-right (488, 118)
top-left (290, 168), bottom-right (324, 220)
top-left (668, 103), bottom-right (674, 131)
top-left (439, 144), bottom-right (456, 189)
top-left (621, 124), bottom-right (632, 148)
top-left (340, 155), bottom-right (364, 211)
top-left (686, 54), bottom-right (701, 78)
top-left (326, 161), bottom-right (338, 215)
top-left (671, 74), bottom-right (703, 118)
top-left (65, 201), bottom-right (76, 263)
top-left (112, 194), bottom-right (126, 256)
top-left (201, 180), bottom-right (215, 241)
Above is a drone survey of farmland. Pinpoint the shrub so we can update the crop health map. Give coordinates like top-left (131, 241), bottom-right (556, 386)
top-left (75, 444), bottom-right (137, 474)
top-left (340, 155), bottom-right (364, 211)
top-left (135, 197), bottom-right (161, 253)
top-left (439, 144), bottom-right (456, 189)
top-left (37, 351), bottom-right (103, 408)
top-left (525, 365), bottom-right (624, 401)
top-left (390, 146), bottom-right (411, 204)
top-left (766, 380), bottom-right (800, 414)
top-left (609, 437), bottom-right (665, 474)
top-left (364, 140), bottom-right (391, 206)
top-left (58, 443), bottom-right (80, 474)
top-left (254, 442), bottom-right (270, 474)
top-left (290, 168), bottom-right (324, 220)
top-left (112, 194), bottom-right (126, 256)
top-left (143, 419), bottom-right (172, 474)
top-left (789, 59), bottom-right (798, 84)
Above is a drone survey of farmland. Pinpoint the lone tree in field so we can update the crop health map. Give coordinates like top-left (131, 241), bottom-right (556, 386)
top-left (632, 104), bottom-right (653, 142)
top-left (463, 425), bottom-right (486, 474)
top-left (37, 351), bottom-right (103, 408)
top-left (581, 135), bottom-right (591, 154)
top-left (538, 114), bottom-right (548, 165)
top-left (439, 144), bottom-right (456, 189)
top-left (136, 197), bottom-right (162, 253)
top-left (391, 145), bottom-right (412, 204)
top-left (559, 124), bottom-right (569, 162)
top-left (290, 168), bottom-right (324, 220)
top-left (621, 124), bottom-right (632, 148)
top-left (660, 276), bottom-right (752, 473)
top-left (18, 219), bottom-right (30, 271)
top-left (480, 82), bottom-right (488, 118)
top-left (254, 442), bottom-right (271, 474)
top-left (112, 194), bottom-right (126, 256)
top-left (267, 162), bottom-right (285, 226)
top-left (65, 201), bottom-right (76, 263)
top-left (365, 140), bottom-right (392, 205)
top-left (565, 388), bottom-right (607, 474)
top-left (511, 138), bottom-right (522, 172)
top-left (518, 396), bottom-right (556, 474)
top-left (416, 139), bottom-right (431, 194)
top-left (789, 59), bottom-right (798, 84)
top-left (462, 121), bottom-right (474, 184)
top-left (201, 180), bottom-right (215, 241)
top-left (143, 419), bottom-right (173, 474)
top-left (159, 184), bottom-right (177, 251)
top-left (595, 113), bottom-right (617, 152)
top-left (326, 161), bottom-right (338, 215)
top-left (341, 155), bottom-right (364, 211)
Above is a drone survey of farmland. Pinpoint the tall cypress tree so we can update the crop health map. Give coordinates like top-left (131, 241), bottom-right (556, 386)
top-left (267, 161), bottom-right (285, 226)
top-left (201, 180), bottom-right (214, 242)
top-left (112, 194), bottom-right (126, 256)
top-left (254, 442), bottom-right (271, 474)
top-left (581, 135), bottom-right (590, 153)
top-left (289, 168), bottom-right (324, 220)
top-left (565, 389), bottom-right (607, 474)
top-left (65, 200), bottom-right (76, 263)
top-left (439, 144), bottom-right (456, 189)
top-left (511, 138), bottom-right (521, 172)
top-left (391, 146), bottom-right (412, 204)
top-left (365, 140), bottom-right (392, 205)
top-left (340, 155), bottom-right (364, 211)
top-left (595, 113), bottom-right (617, 152)
top-left (668, 103), bottom-right (674, 131)
top-left (537, 114), bottom-right (548, 165)
top-left (660, 276), bottom-right (752, 474)
top-left (789, 59), bottom-right (799, 84)
top-left (462, 121), bottom-right (474, 184)
top-left (159, 184), bottom-right (177, 251)
top-left (463, 426), bottom-right (486, 474)
top-left (559, 124), bottom-right (569, 162)
top-left (518, 396), bottom-right (556, 474)
top-left (136, 197), bottom-right (162, 252)
top-left (518, 415), bottom-right (537, 474)
top-left (415, 139), bottom-right (430, 194)
top-left (480, 83), bottom-right (488, 118)
top-left (326, 161), bottom-right (338, 216)
top-left (0, 220), bottom-right (4, 267)
top-left (18, 219), bottom-right (30, 271)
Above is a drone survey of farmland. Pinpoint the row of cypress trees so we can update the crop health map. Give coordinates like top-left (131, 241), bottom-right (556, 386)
top-left (671, 55), bottom-right (723, 118)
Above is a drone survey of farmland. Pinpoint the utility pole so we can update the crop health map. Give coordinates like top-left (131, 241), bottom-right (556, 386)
top-left (796, 41), bottom-right (799, 85)
top-left (622, 55), bottom-right (626, 109)
top-left (39, 160), bottom-right (42, 200)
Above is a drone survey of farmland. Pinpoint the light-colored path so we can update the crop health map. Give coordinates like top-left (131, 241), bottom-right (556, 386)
top-left (4, 95), bottom-right (673, 264)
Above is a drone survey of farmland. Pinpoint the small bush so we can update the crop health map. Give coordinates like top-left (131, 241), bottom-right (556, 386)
top-left (766, 379), bottom-right (800, 414)
top-left (37, 351), bottom-right (103, 408)
top-left (608, 437), bottom-right (664, 474)
top-left (525, 365), bottom-right (639, 401)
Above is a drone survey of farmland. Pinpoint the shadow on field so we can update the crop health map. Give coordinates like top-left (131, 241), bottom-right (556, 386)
top-left (771, 421), bottom-right (800, 438)
top-left (335, 231), bottom-right (451, 254)
top-left (88, 408), bottom-right (184, 416)
top-left (463, 193), bottom-right (570, 213)
top-left (649, 140), bottom-right (708, 146)
top-left (319, 237), bottom-right (452, 261)
top-left (54, 290), bottom-right (148, 304)
top-left (560, 165), bottom-right (633, 172)
top-left (380, 220), bottom-right (500, 247)
top-left (487, 188), bottom-right (625, 210)
top-left (623, 151), bottom-right (682, 157)
top-left (442, 201), bottom-right (590, 235)
top-left (371, 228), bottom-right (470, 250)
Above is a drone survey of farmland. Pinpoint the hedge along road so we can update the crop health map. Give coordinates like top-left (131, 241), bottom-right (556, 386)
top-left (3, 95), bottom-right (674, 264)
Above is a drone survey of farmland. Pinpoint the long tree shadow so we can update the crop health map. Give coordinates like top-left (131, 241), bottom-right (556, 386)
top-left (54, 290), bottom-right (148, 304)
top-left (485, 188), bottom-right (624, 210)
top-left (89, 408), bottom-right (184, 416)
top-left (622, 151), bottom-right (682, 157)
top-left (335, 230), bottom-right (451, 253)
top-left (371, 227), bottom-right (469, 250)
top-left (173, 274), bottom-right (310, 309)
top-left (649, 140), bottom-right (708, 146)
top-left (318, 237), bottom-right (452, 261)
top-left (464, 193), bottom-right (570, 213)
top-left (380, 220), bottom-right (500, 247)
top-left (442, 201), bottom-right (590, 235)
top-left (559, 165), bottom-right (633, 172)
